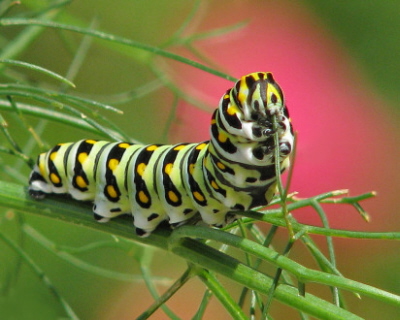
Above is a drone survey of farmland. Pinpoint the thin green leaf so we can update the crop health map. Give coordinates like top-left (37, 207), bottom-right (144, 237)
top-left (0, 59), bottom-right (75, 88)
top-left (0, 180), bottom-right (379, 319)
top-left (137, 266), bottom-right (193, 320)
top-left (0, 18), bottom-right (237, 82)
top-left (22, 223), bottom-right (171, 284)
top-left (0, 99), bottom-right (125, 139)
top-left (0, 231), bottom-right (79, 319)
top-left (170, 225), bottom-right (400, 307)
top-left (197, 268), bottom-right (248, 320)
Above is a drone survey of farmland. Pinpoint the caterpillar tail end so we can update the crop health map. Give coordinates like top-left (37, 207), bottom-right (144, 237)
top-left (28, 167), bottom-right (51, 200)
top-left (93, 213), bottom-right (110, 223)
top-left (135, 227), bottom-right (150, 237)
top-left (28, 188), bottom-right (46, 200)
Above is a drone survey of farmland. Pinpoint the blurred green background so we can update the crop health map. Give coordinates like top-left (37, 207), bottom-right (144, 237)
top-left (1, 0), bottom-right (399, 318)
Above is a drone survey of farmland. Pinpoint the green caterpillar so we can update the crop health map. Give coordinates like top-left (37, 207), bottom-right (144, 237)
top-left (29, 72), bottom-right (294, 236)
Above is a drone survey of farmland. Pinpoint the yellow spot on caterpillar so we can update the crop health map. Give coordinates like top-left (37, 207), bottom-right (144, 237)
top-left (75, 175), bottom-right (87, 188)
top-left (147, 145), bottom-right (158, 151)
top-left (174, 145), bottom-right (186, 151)
top-left (217, 162), bottom-right (225, 170)
top-left (224, 94), bottom-right (229, 99)
top-left (119, 143), bottom-right (130, 149)
top-left (268, 85), bottom-right (282, 104)
top-left (49, 152), bottom-right (57, 161)
top-left (227, 105), bottom-right (237, 116)
top-left (210, 119), bottom-right (217, 125)
top-left (137, 163), bottom-right (146, 176)
top-left (238, 91), bottom-right (246, 103)
top-left (107, 185), bottom-right (118, 198)
top-left (50, 173), bottom-right (60, 184)
top-left (193, 191), bottom-right (205, 202)
top-left (85, 139), bottom-right (97, 144)
top-left (39, 161), bottom-right (46, 177)
top-left (165, 163), bottom-right (173, 175)
top-left (138, 190), bottom-right (149, 203)
top-left (211, 180), bottom-right (219, 190)
top-left (218, 132), bottom-right (227, 143)
top-left (78, 152), bottom-right (88, 164)
top-left (189, 164), bottom-right (195, 175)
top-left (196, 143), bottom-right (206, 150)
top-left (168, 191), bottom-right (179, 203)
top-left (108, 158), bottom-right (119, 171)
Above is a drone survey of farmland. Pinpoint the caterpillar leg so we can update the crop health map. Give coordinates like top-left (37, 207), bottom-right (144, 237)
top-left (131, 209), bottom-right (167, 237)
top-left (93, 212), bottom-right (110, 223)
top-left (92, 195), bottom-right (130, 222)
top-left (197, 207), bottom-right (231, 228)
top-left (28, 188), bottom-right (46, 200)
top-left (225, 212), bottom-right (238, 225)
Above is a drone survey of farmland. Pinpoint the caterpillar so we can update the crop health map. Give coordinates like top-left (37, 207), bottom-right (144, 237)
top-left (29, 72), bottom-right (294, 236)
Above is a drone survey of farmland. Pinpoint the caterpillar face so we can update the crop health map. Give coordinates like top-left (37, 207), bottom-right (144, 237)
top-left (211, 72), bottom-right (293, 167)
top-left (218, 72), bottom-right (289, 142)
top-left (29, 72), bottom-right (294, 236)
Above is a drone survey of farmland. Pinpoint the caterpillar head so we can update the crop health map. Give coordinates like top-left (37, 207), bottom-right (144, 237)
top-left (219, 72), bottom-right (289, 141)
top-left (234, 72), bottom-right (284, 118)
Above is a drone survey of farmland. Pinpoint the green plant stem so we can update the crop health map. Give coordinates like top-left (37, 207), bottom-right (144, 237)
top-left (0, 18), bottom-right (237, 82)
top-left (239, 212), bottom-right (400, 239)
top-left (0, 99), bottom-right (126, 140)
top-left (22, 223), bottom-right (170, 284)
top-left (170, 235), bottom-right (362, 320)
top-left (0, 6), bottom-right (64, 65)
top-left (170, 226), bottom-right (400, 307)
top-left (136, 265), bottom-right (188, 320)
top-left (197, 268), bottom-right (248, 320)
top-left (193, 289), bottom-right (213, 320)
top-left (0, 231), bottom-right (79, 319)
top-left (1, 181), bottom-right (399, 318)
top-left (1, 83), bottom-right (123, 114)
top-left (0, 59), bottom-right (75, 87)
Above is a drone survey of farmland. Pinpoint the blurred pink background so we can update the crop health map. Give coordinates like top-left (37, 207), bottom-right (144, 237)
top-left (168, 1), bottom-right (400, 232)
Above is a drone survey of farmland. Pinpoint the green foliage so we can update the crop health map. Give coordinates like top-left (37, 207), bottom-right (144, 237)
top-left (304, 0), bottom-right (400, 107)
top-left (0, 1), bottom-right (399, 319)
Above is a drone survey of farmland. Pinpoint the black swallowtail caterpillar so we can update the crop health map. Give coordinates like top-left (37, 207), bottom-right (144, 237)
top-left (29, 72), bottom-right (294, 236)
